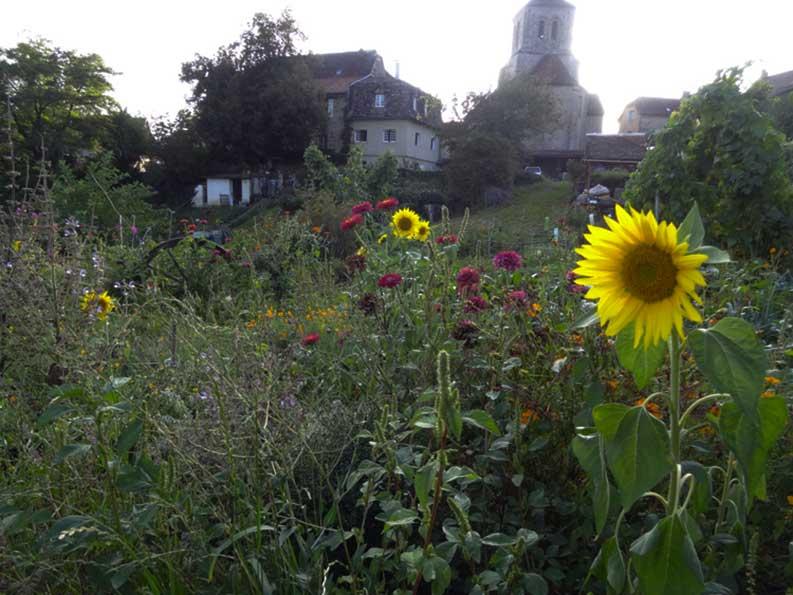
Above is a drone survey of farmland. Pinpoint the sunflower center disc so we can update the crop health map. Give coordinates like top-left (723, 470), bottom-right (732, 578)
top-left (398, 217), bottom-right (412, 231)
top-left (621, 244), bottom-right (678, 303)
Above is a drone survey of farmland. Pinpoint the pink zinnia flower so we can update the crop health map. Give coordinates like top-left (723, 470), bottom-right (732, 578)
top-left (378, 273), bottom-right (403, 288)
top-left (351, 201), bottom-right (374, 215)
top-left (464, 296), bottom-right (489, 313)
top-left (435, 234), bottom-right (458, 246)
top-left (376, 197), bottom-right (400, 210)
top-left (301, 333), bottom-right (320, 347)
top-left (505, 290), bottom-right (529, 311)
top-left (492, 251), bottom-right (522, 271)
top-left (130, 225), bottom-right (139, 236)
top-left (340, 213), bottom-right (364, 231)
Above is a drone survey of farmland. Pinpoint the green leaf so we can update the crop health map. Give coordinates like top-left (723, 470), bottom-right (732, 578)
top-left (428, 556), bottom-right (451, 595)
top-left (589, 537), bottom-right (626, 594)
top-left (593, 476), bottom-right (611, 537)
top-left (208, 523), bottom-right (276, 580)
top-left (462, 410), bottom-right (501, 436)
top-left (383, 509), bottom-right (419, 532)
top-left (593, 403), bottom-right (631, 441)
top-left (524, 573), bottom-right (549, 595)
top-left (414, 461), bottom-right (436, 512)
top-left (573, 309), bottom-right (599, 330)
top-left (116, 418), bottom-right (143, 456)
top-left (630, 515), bottom-right (704, 595)
top-left (481, 532), bottom-right (518, 546)
top-left (695, 245), bottom-right (731, 264)
top-left (616, 324), bottom-right (667, 389)
top-left (678, 203), bottom-right (705, 249)
top-left (689, 318), bottom-right (766, 421)
top-left (54, 443), bottom-right (91, 464)
top-left (680, 461), bottom-right (712, 515)
top-left (37, 403), bottom-right (73, 427)
top-left (445, 402), bottom-right (463, 441)
top-left (718, 397), bottom-right (788, 500)
top-left (572, 434), bottom-right (601, 477)
top-left (605, 407), bottom-right (672, 509)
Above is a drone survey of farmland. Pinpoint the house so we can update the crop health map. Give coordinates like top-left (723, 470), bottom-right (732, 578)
top-left (760, 69), bottom-right (793, 98)
top-left (499, 0), bottom-right (604, 174)
top-left (583, 133), bottom-right (647, 190)
top-left (312, 50), bottom-right (444, 170)
top-left (193, 170), bottom-right (288, 207)
top-left (618, 98), bottom-right (681, 134)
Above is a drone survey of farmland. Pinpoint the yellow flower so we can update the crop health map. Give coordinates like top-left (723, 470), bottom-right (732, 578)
top-left (635, 398), bottom-right (662, 419)
top-left (528, 303), bottom-right (542, 318)
top-left (356, 246), bottom-right (367, 257)
top-left (378, 233), bottom-right (388, 244)
top-left (415, 220), bottom-right (431, 242)
top-left (520, 407), bottom-right (540, 425)
top-left (80, 290), bottom-right (116, 321)
top-left (765, 376), bottom-right (781, 386)
top-left (761, 390), bottom-right (776, 399)
top-left (574, 205), bottom-right (708, 348)
top-left (787, 495), bottom-right (793, 506)
top-left (391, 208), bottom-right (421, 239)
top-left (11, 240), bottom-right (22, 252)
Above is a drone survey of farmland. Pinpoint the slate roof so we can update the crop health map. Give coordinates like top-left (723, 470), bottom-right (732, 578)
top-left (348, 74), bottom-right (443, 129)
top-left (585, 133), bottom-right (647, 163)
top-left (626, 97), bottom-right (681, 117)
top-left (530, 54), bottom-right (577, 86)
top-left (587, 94), bottom-right (604, 116)
top-left (763, 70), bottom-right (793, 97)
top-left (310, 50), bottom-right (380, 94)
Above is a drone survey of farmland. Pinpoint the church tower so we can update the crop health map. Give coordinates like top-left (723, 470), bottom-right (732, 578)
top-left (501, 0), bottom-right (579, 84)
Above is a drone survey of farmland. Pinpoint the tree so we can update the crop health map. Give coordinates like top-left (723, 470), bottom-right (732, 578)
top-left (770, 92), bottom-right (793, 139)
top-left (623, 67), bottom-right (793, 256)
top-left (0, 39), bottom-right (117, 166)
top-left (442, 73), bottom-right (556, 207)
top-left (180, 11), bottom-right (324, 168)
top-left (102, 109), bottom-right (153, 179)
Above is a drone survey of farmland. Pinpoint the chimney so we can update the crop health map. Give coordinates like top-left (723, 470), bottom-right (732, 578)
top-left (395, 61), bottom-right (400, 80)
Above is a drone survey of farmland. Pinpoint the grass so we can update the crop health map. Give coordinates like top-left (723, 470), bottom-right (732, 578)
top-left (455, 180), bottom-right (574, 255)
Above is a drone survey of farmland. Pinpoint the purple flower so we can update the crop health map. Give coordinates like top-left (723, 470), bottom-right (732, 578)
top-left (492, 251), bottom-right (523, 271)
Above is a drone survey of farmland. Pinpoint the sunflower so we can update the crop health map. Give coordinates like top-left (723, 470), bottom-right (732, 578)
top-left (415, 220), bottom-right (431, 242)
top-left (81, 290), bottom-right (116, 321)
top-left (391, 208), bottom-right (421, 239)
top-left (574, 205), bottom-right (708, 348)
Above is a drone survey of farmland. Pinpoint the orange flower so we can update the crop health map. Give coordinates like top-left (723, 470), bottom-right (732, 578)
top-left (528, 303), bottom-right (542, 318)
top-left (606, 379), bottom-right (619, 392)
top-left (311, 226), bottom-right (322, 234)
top-left (761, 390), bottom-right (776, 399)
top-left (787, 495), bottom-right (793, 506)
top-left (520, 407), bottom-right (540, 425)
top-left (765, 376), bottom-right (781, 386)
top-left (570, 333), bottom-right (584, 346)
top-left (708, 405), bottom-right (721, 417)
top-left (635, 398), bottom-right (662, 419)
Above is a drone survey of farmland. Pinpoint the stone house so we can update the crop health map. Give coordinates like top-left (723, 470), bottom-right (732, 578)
top-left (500, 0), bottom-right (603, 173)
top-left (618, 98), bottom-right (681, 134)
top-left (761, 69), bottom-right (793, 98)
top-left (312, 51), bottom-right (443, 170)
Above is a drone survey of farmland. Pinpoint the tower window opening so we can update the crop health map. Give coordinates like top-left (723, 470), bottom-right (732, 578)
top-left (551, 20), bottom-right (560, 41)
top-left (538, 20), bottom-right (545, 39)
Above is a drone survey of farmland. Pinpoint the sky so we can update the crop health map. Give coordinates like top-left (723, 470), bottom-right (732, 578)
top-left (2, 0), bottom-right (792, 133)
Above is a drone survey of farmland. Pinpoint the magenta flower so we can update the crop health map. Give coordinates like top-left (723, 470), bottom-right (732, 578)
top-left (378, 273), bottom-right (403, 288)
top-left (340, 214), bottom-right (364, 231)
top-left (464, 296), bottom-right (489, 313)
top-left (351, 201), bottom-right (374, 215)
top-left (492, 251), bottom-right (522, 271)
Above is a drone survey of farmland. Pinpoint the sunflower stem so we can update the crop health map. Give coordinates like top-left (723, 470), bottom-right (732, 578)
top-left (666, 333), bottom-right (682, 515)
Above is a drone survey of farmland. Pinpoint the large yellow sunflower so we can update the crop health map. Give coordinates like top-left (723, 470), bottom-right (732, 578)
top-left (81, 290), bottom-right (116, 321)
top-left (391, 208), bottom-right (421, 239)
top-left (574, 205), bottom-right (708, 348)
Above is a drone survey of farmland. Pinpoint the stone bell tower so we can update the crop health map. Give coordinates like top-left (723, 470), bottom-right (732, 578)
top-left (501, 0), bottom-right (579, 84)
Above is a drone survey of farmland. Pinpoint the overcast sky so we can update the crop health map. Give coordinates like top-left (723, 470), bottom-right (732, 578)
top-left (3, 0), bottom-right (791, 133)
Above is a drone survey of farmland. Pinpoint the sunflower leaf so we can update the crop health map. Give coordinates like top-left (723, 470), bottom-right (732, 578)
top-left (678, 203), bottom-right (705, 250)
top-left (616, 325), bottom-right (667, 389)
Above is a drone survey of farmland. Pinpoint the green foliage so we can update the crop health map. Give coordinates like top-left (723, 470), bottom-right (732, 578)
top-left (770, 92), bottom-right (793, 139)
top-left (623, 67), bottom-right (793, 256)
top-left (181, 11), bottom-right (324, 167)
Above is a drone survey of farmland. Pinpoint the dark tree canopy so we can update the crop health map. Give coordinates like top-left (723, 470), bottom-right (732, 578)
top-left (180, 11), bottom-right (325, 169)
top-left (624, 68), bottom-right (793, 256)
top-left (0, 39), bottom-right (117, 165)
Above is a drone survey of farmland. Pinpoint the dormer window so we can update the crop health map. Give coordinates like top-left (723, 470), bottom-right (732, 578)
top-left (375, 94), bottom-right (385, 108)
top-left (413, 96), bottom-right (418, 112)
top-left (551, 20), bottom-right (560, 42)
top-left (538, 20), bottom-right (546, 39)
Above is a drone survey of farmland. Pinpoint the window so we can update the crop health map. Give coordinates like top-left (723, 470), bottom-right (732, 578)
top-left (327, 98), bottom-right (335, 116)
top-left (414, 132), bottom-right (420, 146)
top-left (513, 22), bottom-right (520, 50)
top-left (413, 96), bottom-right (418, 112)
top-left (551, 20), bottom-right (559, 42)
top-left (628, 110), bottom-right (635, 123)
top-left (375, 94), bottom-right (385, 108)
top-left (383, 129), bottom-right (397, 143)
top-left (430, 137), bottom-right (437, 151)
top-left (354, 129), bottom-right (368, 143)
top-left (538, 20), bottom-right (545, 39)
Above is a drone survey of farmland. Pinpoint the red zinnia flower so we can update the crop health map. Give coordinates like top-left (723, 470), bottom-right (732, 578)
top-left (340, 213), bottom-right (364, 231)
top-left (378, 273), bottom-right (403, 288)
top-left (435, 234), bottom-right (458, 245)
top-left (456, 267), bottom-right (480, 296)
top-left (301, 333), bottom-right (320, 347)
top-left (464, 296), bottom-right (489, 313)
top-left (505, 290), bottom-right (529, 311)
top-left (351, 201), bottom-right (374, 215)
top-left (493, 251), bottom-right (523, 271)
top-left (376, 197), bottom-right (400, 210)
